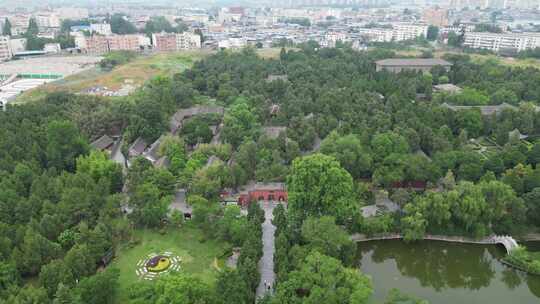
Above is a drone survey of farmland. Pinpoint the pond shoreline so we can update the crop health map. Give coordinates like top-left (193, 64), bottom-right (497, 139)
top-left (352, 233), bottom-right (540, 243)
top-left (498, 258), bottom-right (540, 276)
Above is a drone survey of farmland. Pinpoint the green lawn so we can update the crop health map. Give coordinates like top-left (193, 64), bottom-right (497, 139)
top-left (110, 225), bottom-right (229, 303)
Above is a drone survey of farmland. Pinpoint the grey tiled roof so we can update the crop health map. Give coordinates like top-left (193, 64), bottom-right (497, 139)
top-left (376, 58), bottom-right (452, 67)
top-left (91, 135), bottom-right (114, 151)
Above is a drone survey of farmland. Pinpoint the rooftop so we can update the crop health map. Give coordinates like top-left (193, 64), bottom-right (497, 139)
top-left (375, 58), bottom-right (452, 67)
top-left (441, 102), bottom-right (517, 116)
top-left (90, 135), bottom-right (115, 151)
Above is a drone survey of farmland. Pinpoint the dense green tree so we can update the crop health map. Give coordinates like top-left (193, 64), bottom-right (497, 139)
top-left (64, 244), bottom-right (94, 280)
top-left (46, 121), bottom-right (88, 172)
top-left (371, 132), bottom-right (409, 163)
top-left (152, 272), bottom-right (215, 303)
top-left (130, 183), bottom-right (169, 228)
top-left (76, 268), bottom-right (119, 304)
top-left (222, 100), bottom-right (261, 147)
top-left (109, 14), bottom-right (137, 34)
top-left (39, 260), bottom-right (74, 297)
top-left (53, 283), bottom-right (80, 304)
top-left (426, 25), bottom-right (439, 41)
top-left (272, 251), bottom-right (372, 304)
top-left (16, 228), bottom-right (61, 276)
top-left (181, 117), bottom-right (213, 146)
top-left (0, 261), bottom-right (19, 297)
top-left (76, 151), bottom-right (123, 193)
top-left (7, 285), bottom-right (50, 304)
top-left (447, 31), bottom-right (463, 47)
top-left (320, 131), bottom-right (372, 178)
top-left (301, 216), bottom-right (356, 265)
top-left (2, 18), bottom-right (12, 36)
top-left (287, 154), bottom-right (358, 226)
top-left (215, 269), bottom-right (251, 304)
top-left (401, 211), bottom-right (427, 241)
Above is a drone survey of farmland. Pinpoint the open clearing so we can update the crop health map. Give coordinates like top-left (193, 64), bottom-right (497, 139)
top-left (394, 49), bottom-right (540, 69)
top-left (110, 226), bottom-right (229, 303)
top-left (15, 48), bottom-right (291, 102)
top-left (15, 50), bottom-right (212, 102)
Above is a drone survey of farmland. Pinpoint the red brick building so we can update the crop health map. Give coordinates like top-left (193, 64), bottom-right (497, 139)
top-left (222, 182), bottom-right (288, 207)
top-left (152, 33), bottom-right (177, 52)
top-left (85, 35), bottom-right (109, 54)
top-left (107, 34), bottom-right (140, 51)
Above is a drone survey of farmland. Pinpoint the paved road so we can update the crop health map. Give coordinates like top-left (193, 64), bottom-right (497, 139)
top-left (256, 201), bottom-right (277, 299)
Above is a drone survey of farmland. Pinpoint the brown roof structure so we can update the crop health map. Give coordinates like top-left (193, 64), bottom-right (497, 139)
top-left (170, 106), bottom-right (225, 134)
top-left (128, 137), bottom-right (149, 158)
top-left (442, 102), bottom-right (517, 116)
top-left (90, 135), bottom-right (115, 151)
top-left (263, 126), bottom-right (287, 139)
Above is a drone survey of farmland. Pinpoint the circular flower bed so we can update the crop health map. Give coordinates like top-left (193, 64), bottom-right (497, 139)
top-left (146, 255), bottom-right (171, 273)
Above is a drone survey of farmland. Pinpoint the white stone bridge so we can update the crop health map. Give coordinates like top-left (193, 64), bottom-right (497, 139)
top-left (351, 234), bottom-right (520, 254)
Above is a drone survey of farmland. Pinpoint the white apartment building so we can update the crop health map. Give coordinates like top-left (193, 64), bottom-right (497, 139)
top-left (0, 36), bottom-right (12, 61)
top-left (54, 8), bottom-right (89, 20)
top-left (176, 32), bottom-right (201, 49)
top-left (393, 24), bottom-right (428, 41)
top-left (152, 32), bottom-right (201, 51)
top-left (464, 32), bottom-right (540, 52)
top-left (357, 28), bottom-right (394, 42)
top-left (218, 37), bottom-right (247, 49)
top-left (357, 24), bottom-right (428, 43)
top-left (35, 13), bottom-right (61, 28)
top-left (44, 43), bottom-right (61, 54)
top-left (72, 32), bottom-right (87, 49)
top-left (90, 23), bottom-right (112, 36)
top-left (181, 14), bottom-right (210, 24)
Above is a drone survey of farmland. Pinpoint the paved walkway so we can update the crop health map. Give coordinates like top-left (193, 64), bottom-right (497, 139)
top-left (256, 201), bottom-right (276, 299)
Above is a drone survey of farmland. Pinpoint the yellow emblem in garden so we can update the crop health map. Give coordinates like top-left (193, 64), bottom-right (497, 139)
top-left (146, 255), bottom-right (171, 273)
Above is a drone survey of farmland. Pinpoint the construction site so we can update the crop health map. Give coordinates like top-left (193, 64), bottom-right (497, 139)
top-left (0, 55), bottom-right (101, 108)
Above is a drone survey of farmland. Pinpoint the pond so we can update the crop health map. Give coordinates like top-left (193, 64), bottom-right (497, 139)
top-left (358, 240), bottom-right (540, 303)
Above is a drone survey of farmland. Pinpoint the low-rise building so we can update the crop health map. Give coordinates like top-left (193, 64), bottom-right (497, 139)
top-left (152, 33), bottom-right (177, 52)
top-left (85, 35), bottom-right (109, 54)
top-left (152, 32), bottom-right (201, 51)
top-left (218, 37), bottom-right (247, 49)
top-left (375, 58), bottom-right (452, 73)
top-left (90, 23), bottom-right (112, 36)
top-left (357, 23), bottom-right (428, 43)
top-left (107, 34), bottom-right (140, 52)
top-left (44, 43), bottom-right (61, 54)
top-left (176, 32), bottom-right (201, 49)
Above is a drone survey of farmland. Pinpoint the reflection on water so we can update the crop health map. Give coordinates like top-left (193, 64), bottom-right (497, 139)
top-left (358, 240), bottom-right (540, 304)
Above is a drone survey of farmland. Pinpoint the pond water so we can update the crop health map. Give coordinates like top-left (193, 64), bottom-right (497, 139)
top-left (358, 240), bottom-right (540, 303)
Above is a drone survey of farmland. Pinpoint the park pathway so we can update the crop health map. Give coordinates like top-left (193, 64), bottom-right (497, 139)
top-left (256, 201), bottom-right (276, 299)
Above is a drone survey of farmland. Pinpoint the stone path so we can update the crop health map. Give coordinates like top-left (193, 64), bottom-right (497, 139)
top-left (256, 201), bottom-right (276, 299)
